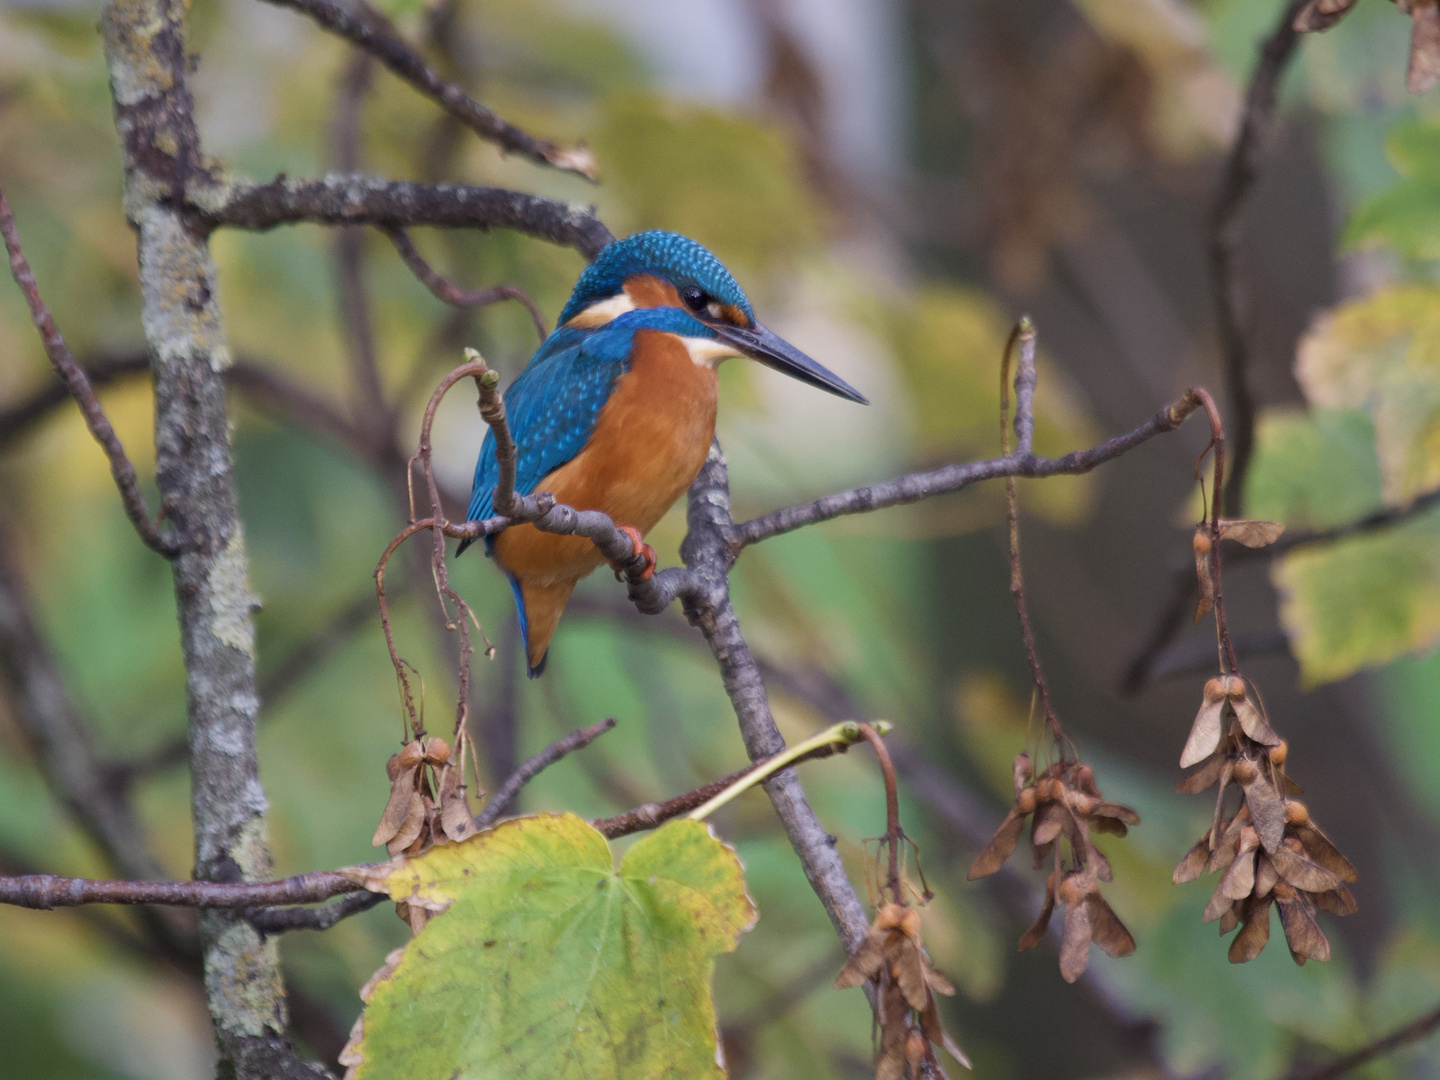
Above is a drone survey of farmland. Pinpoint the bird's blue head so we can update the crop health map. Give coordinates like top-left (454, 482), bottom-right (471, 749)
top-left (556, 230), bottom-right (867, 404)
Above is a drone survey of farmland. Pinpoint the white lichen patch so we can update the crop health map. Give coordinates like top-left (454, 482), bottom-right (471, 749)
top-left (209, 532), bottom-right (259, 656)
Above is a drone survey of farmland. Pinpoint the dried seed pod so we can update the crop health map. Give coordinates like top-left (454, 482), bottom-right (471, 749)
top-left (423, 736), bottom-right (451, 764)
top-left (1181, 678), bottom-right (1229, 768)
top-left (398, 740), bottom-right (424, 769)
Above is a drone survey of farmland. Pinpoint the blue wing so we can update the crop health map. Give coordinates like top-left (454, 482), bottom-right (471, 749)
top-left (462, 307), bottom-right (708, 540)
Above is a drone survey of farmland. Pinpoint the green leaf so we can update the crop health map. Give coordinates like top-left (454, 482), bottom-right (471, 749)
top-left (1295, 285), bottom-right (1440, 506)
top-left (1346, 120), bottom-right (1440, 257)
top-left (341, 814), bottom-right (757, 1080)
top-left (1274, 513), bottom-right (1440, 688)
top-left (1245, 408), bottom-right (1384, 530)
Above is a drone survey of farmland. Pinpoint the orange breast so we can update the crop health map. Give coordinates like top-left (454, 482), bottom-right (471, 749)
top-left (493, 329), bottom-right (719, 585)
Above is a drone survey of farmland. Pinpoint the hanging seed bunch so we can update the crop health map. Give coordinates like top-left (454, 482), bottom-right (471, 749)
top-left (834, 725), bottom-right (971, 1078)
top-left (970, 320), bottom-right (1138, 983)
top-left (372, 736), bottom-right (479, 858)
top-left (1174, 676), bottom-right (1358, 964)
top-left (1293, 0), bottom-right (1440, 94)
top-left (969, 753), bottom-right (1139, 981)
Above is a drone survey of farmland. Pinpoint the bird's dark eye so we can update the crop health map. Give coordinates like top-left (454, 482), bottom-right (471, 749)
top-left (681, 285), bottom-right (708, 313)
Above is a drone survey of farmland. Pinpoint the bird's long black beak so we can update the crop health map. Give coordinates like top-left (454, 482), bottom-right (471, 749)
top-left (714, 321), bottom-right (869, 404)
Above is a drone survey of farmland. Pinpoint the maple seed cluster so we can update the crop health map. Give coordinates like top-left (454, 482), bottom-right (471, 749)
top-left (837, 902), bottom-right (971, 1079)
top-left (969, 755), bottom-right (1138, 982)
top-left (372, 737), bottom-right (478, 858)
top-left (1175, 676), bottom-right (1358, 964)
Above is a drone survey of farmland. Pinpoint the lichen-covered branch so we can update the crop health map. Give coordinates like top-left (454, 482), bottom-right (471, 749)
top-left (193, 173), bottom-right (614, 259)
top-left (99, 0), bottom-right (317, 1075)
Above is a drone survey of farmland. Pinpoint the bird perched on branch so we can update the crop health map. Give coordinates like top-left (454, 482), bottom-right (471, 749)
top-left (459, 230), bottom-right (867, 677)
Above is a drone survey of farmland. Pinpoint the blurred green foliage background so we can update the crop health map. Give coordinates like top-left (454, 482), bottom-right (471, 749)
top-left (5, 0), bottom-right (1440, 1077)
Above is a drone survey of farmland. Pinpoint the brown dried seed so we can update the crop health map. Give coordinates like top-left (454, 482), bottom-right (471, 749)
top-left (1278, 896), bottom-right (1331, 964)
top-left (1059, 872), bottom-right (1092, 908)
top-left (1232, 694), bottom-right (1282, 747)
top-left (920, 992), bottom-right (972, 1069)
top-left (1218, 519), bottom-right (1285, 547)
top-left (398, 741), bottom-right (424, 769)
top-left (1313, 887), bottom-right (1358, 916)
top-left (372, 766), bottom-right (420, 848)
top-left (1284, 800), bottom-right (1310, 826)
top-left (1091, 801), bottom-right (1141, 826)
top-left (1085, 893), bottom-right (1136, 958)
top-left (834, 934), bottom-right (886, 988)
top-left (1240, 770), bottom-right (1287, 853)
top-left (1032, 802), bottom-right (1067, 847)
top-left (1220, 847), bottom-right (1258, 900)
top-left (1178, 750), bottom-right (1228, 794)
top-left (1068, 790), bottom-right (1097, 816)
top-left (1070, 763), bottom-right (1101, 797)
top-left (1174, 834), bottom-right (1211, 884)
top-left (1255, 854), bottom-right (1279, 898)
top-left (1203, 880), bottom-right (1234, 924)
top-left (1294, 820), bottom-right (1359, 883)
top-left (1018, 878), bottom-right (1057, 951)
top-left (1232, 759), bottom-right (1258, 783)
top-left (1229, 896), bottom-right (1274, 964)
top-left (967, 808), bottom-right (1025, 879)
top-left (1207, 809), bottom-right (1251, 874)
top-left (1090, 817), bottom-right (1129, 838)
top-left (384, 752), bottom-right (403, 782)
top-left (1181, 690), bottom-right (1227, 768)
top-left (1016, 787), bottom-right (1038, 814)
top-left (387, 790), bottom-right (427, 856)
top-left (1059, 900), bottom-right (1095, 983)
top-left (1036, 777), bottom-right (1057, 802)
top-left (1269, 843), bottom-right (1343, 893)
top-left (424, 737), bottom-right (451, 764)
top-left (894, 938), bottom-right (929, 1011)
top-left (1219, 902), bottom-right (1243, 934)
top-left (437, 763), bottom-right (477, 842)
top-left (1269, 740), bottom-right (1289, 765)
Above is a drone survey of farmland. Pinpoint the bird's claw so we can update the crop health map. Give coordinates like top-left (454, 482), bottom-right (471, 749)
top-left (611, 525), bottom-right (656, 582)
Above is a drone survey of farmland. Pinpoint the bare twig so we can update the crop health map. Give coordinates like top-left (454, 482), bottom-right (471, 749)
top-left (1000, 319), bottom-right (1062, 741)
top-left (1284, 1002), bottom-right (1440, 1080)
top-left (1191, 387), bottom-right (1240, 673)
top-left (0, 188), bottom-right (186, 557)
top-left (195, 174), bottom-right (614, 259)
top-left (733, 393), bottom-right (1212, 548)
top-left (258, 0), bottom-right (595, 178)
top-left (0, 353), bottom-right (150, 451)
top-left (1211, 0), bottom-right (1308, 515)
top-left (855, 722), bottom-right (900, 901)
top-left (475, 718), bottom-right (617, 828)
top-left (385, 228), bottom-right (548, 342)
top-left (0, 869), bottom-right (362, 911)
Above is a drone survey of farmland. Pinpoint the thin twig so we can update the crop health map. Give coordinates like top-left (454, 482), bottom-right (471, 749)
top-left (1000, 319), bottom-right (1062, 742)
top-left (1284, 1002), bottom-right (1440, 1080)
top-left (1211, 0), bottom-right (1308, 515)
top-left (195, 174), bottom-right (615, 259)
top-left (1190, 387), bottom-right (1240, 673)
top-left (475, 718), bottom-right (617, 828)
top-left (385, 228), bottom-right (547, 342)
top-left (855, 723), bottom-right (900, 902)
top-left (259, 0), bottom-right (595, 177)
top-left (0, 187), bottom-right (186, 557)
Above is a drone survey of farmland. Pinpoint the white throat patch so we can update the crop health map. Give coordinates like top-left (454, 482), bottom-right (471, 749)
top-left (678, 336), bottom-right (741, 369)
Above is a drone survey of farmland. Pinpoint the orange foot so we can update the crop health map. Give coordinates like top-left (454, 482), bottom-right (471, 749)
top-left (610, 524), bottom-right (656, 582)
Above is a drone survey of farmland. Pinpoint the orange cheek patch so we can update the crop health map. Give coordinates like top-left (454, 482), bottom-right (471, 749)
top-left (719, 303), bottom-right (749, 326)
top-left (624, 274), bottom-right (683, 309)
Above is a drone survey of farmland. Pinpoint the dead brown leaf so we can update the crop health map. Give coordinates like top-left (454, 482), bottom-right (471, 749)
top-left (1217, 519), bottom-right (1285, 547)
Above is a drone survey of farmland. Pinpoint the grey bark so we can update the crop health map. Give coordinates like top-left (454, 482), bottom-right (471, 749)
top-left (98, 1), bottom-right (324, 1075)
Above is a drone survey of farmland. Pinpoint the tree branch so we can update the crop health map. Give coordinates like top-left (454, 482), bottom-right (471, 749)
top-left (100, 1), bottom-right (314, 1074)
top-left (0, 188), bottom-right (186, 557)
top-left (384, 227), bottom-right (548, 342)
top-left (732, 393), bottom-right (1210, 548)
top-left (193, 174), bottom-right (614, 259)
top-left (0, 869), bottom-right (361, 911)
top-left (1284, 1002), bottom-right (1440, 1080)
top-left (258, 0), bottom-right (595, 178)
top-left (1211, 0), bottom-right (1308, 516)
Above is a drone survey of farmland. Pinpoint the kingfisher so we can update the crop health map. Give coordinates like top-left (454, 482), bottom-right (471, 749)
top-left (459, 230), bottom-right (867, 676)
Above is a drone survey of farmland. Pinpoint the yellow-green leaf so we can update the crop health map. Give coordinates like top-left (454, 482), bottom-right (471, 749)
top-left (1274, 515), bottom-right (1440, 688)
top-left (341, 814), bottom-right (757, 1080)
top-left (1295, 286), bottom-right (1440, 506)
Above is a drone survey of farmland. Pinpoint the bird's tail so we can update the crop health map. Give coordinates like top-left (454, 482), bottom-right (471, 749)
top-left (508, 575), bottom-right (577, 678)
